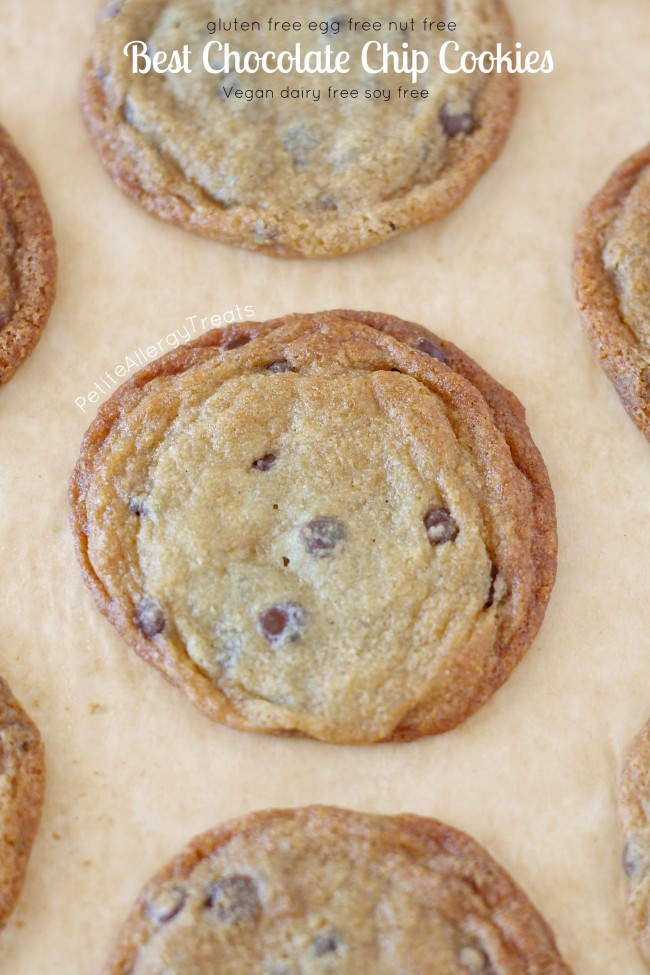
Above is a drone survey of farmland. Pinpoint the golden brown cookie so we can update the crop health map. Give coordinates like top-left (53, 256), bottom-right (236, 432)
top-left (619, 719), bottom-right (650, 965)
top-left (574, 144), bottom-right (650, 440)
top-left (0, 125), bottom-right (57, 385)
top-left (81, 0), bottom-right (518, 258)
top-left (0, 677), bottom-right (45, 931)
top-left (69, 311), bottom-right (556, 744)
top-left (103, 805), bottom-right (573, 975)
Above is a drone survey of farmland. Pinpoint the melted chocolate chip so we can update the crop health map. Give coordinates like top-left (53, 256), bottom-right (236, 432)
top-left (252, 453), bottom-right (277, 472)
top-left (326, 15), bottom-right (346, 36)
top-left (135, 598), bottom-right (165, 638)
top-left (439, 105), bottom-right (476, 137)
top-left (146, 885), bottom-right (187, 925)
top-left (319, 195), bottom-right (338, 211)
top-left (312, 930), bottom-right (342, 956)
top-left (301, 517), bottom-right (346, 557)
top-left (623, 839), bottom-right (649, 879)
top-left (128, 496), bottom-right (148, 516)
top-left (224, 333), bottom-right (251, 350)
top-left (282, 127), bottom-right (319, 166)
top-left (484, 563), bottom-right (499, 609)
top-left (258, 602), bottom-right (307, 647)
top-left (218, 73), bottom-right (242, 98)
top-left (205, 875), bottom-right (261, 924)
top-left (414, 336), bottom-right (449, 365)
top-left (122, 97), bottom-right (137, 126)
top-left (623, 841), bottom-right (638, 877)
top-left (423, 507), bottom-right (458, 546)
top-left (267, 360), bottom-right (293, 373)
top-left (254, 220), bottom-right (280, 243)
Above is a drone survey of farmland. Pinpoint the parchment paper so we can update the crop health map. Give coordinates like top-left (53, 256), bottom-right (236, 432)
top-left (1, 1), bottom-right (650, 971)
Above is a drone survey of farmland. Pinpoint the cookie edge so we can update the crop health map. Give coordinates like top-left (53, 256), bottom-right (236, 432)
top-left (0, 676), bottom-right (46, 931)
top-left (574, 143), bottom-right (650, 441)
top-left (0, 125), bottom-right (57, 386)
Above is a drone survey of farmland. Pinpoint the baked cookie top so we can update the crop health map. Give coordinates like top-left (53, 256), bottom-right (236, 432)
top-left (574, 144), bottom-right (650, 440)
top-left (70, 311), bottom-right (556, 744)
top-left (0, 677), bottom-right (45, 931)
top-left (0, 125), bottom-right (57, 385)
top-left (82, 0), bottom-right (518, 257)
top-left (103, 806), bottom-right (573, 975)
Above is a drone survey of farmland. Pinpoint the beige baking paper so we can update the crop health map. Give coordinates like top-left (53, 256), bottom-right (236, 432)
top-left (1, 1), bottom-right (650, 971)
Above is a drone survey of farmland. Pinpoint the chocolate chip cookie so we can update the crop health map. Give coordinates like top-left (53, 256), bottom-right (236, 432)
top-left (69, 311), bottom-right (556, 744)
top-left (619, 718), bottom-right (650, 965)
top-left (103, 805), bottom-right (573, 974)
top-left (574, 144), bottom-right (650, 440)
top-left (0, 125), bottom-right (57, 385)
top-left (0, 677), bottom-right (45, 931)
top-left (81, 0), bottom-right (518, 257)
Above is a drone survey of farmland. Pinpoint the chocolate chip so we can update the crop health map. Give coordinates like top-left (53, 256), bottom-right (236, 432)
top-left (301, 517), bottom-right (346, 557)
top-left (205, 875), bottom-right (261, 924)
top-left (623, 839), bottom-right (649, 879)
top-left (267, 360), bottom-right (294, 373)
top-left (135, 598), bottom-right (165, 638)
top-left (146, 885), bottom-right (187, 925)
top-left (224, 333), bottom-right (251, 350)
top-left (258, 602), bottom-right (307, 647)
top-left (128, 496), bottom-right (148, 516)
top-left (254, 220), bottom-right (280, 243)
top-left (423, 507), bottom-right (458, 546)
top-left (122, 98), bottom-right (137, 127)
top-left (439, 105), bottom-right (476, 137)
top-left (484, 563), bottom-right (499, 609)
top-left (623, 841), bottom-right (637, 877)
top-left (326, 15), bottom-right (346, 36)
top-left (414, 336), bottom-right (449, 365)
top-left (312, 930), bottom-right (342, 955)
top-left (282, 127), bottom-right (320, 166)
top-left (218, 74), bottom-right (242, 98)
top-left (459, 945), bottom-right (489, 973)
top-left (252, 453), bottom-right (277, 472)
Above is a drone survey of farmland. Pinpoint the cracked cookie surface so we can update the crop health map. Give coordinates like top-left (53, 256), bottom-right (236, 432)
top-left (0, 677), bottom-right (45, 931)
top-left (82, 0), bottom-right (518, 257)
top-left (103, 806), bottom-right (573, 975)
top-left (574, 144), bottom-right (650, 440)
top-left (0, 125), bottom-right (57, 385)
top-left (70, 311), bottom-right (555, 744)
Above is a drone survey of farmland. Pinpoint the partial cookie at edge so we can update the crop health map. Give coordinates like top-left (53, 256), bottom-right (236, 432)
top-left (574, 143), bottom-right (650, 440)
top-left (0, 677), bottom-right (45, 931)
top-left (0, 125), bottom-right (57, 385)
top-left (103, 806), bottom-right (574, 975)
top-left (80, 0), bottom-right (518, 258)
